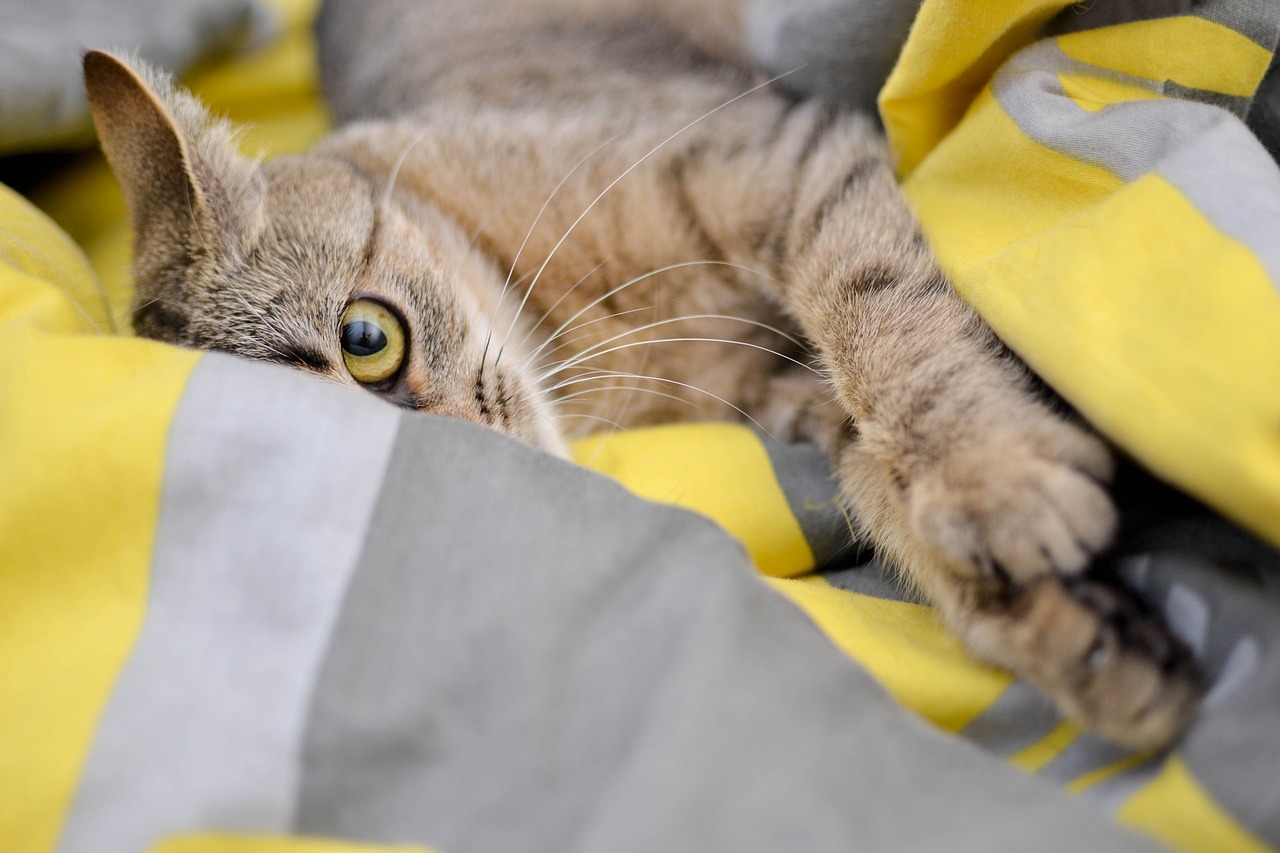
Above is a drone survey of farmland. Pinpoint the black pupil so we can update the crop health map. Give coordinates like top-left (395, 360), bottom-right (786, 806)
top-left (341, 320), bottom-right (387, 357)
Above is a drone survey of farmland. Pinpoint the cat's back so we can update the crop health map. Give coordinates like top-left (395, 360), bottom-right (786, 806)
top-left (315, 0), bottom-right (757, 126)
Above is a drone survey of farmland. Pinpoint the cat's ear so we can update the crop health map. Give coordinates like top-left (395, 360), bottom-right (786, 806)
top-left (83, 50), bottom-right (263, 339)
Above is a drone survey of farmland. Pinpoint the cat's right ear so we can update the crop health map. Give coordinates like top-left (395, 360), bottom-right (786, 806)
top-left (83, 51), bottom-right (262, 340)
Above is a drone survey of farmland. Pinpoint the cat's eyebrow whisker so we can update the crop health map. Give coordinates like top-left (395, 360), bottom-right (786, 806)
top-left (487, 133), bottom-right (625, 366)
top-left (497, 68), bottom-right (801, 365)
top-left (525, 259), bottom-right (781, 363)
top-left (381, 128), bottom-right (431, 210)
top-left (548, 369), bottom-right (777, 439)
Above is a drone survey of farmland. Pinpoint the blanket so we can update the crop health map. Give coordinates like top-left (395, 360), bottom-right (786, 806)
top-left (3, 0), bottom-right (1280, 851)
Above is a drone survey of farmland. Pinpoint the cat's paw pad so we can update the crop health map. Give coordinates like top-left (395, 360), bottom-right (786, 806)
top-left (968, 576), bottom-right (1201, 750)
top-left (906, 420), bottom-right (1116, 583)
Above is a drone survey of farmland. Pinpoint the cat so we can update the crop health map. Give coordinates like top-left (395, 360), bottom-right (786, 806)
top-left (82, 0), bottom-right (1200, 749)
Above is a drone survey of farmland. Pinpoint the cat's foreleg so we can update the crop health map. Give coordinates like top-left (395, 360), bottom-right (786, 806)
top-left (771, 131), bottom-right (1201, 748)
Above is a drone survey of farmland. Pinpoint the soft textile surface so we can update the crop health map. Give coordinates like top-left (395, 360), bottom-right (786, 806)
top-left (3, 1), bottom-right (1280, 852)
top-left (0, 0), bottom-right (276, 155)
top-left (882, 0), bottom-right (1280, 549)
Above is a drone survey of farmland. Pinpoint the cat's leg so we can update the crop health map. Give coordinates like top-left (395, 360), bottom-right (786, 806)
top-left (700, 106), bottom-right (1204, 747)
top-left (835, 420), bottom-right (1201, 748)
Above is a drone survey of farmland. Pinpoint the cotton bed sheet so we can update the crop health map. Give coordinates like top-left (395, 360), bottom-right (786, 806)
top-left (3, 0), bottom-right (1280, 851)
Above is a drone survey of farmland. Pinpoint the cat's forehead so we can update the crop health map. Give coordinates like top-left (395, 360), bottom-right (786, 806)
top-left (258, 155), bottom-right (378, 253)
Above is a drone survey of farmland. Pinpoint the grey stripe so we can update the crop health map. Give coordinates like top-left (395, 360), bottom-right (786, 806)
top-left (1195, 0), bottom-right (1280, 49)
top-left (1041, 733), bottom-right (1142, 787)
top-left (756, 432), bottom-right (861, 569)
top-left (822, 556), bottom-right (920, 601)
top-left (1124, 551), bottom-right (1280, 844)
top-left (1046, 0), bottom-right (1280, 51)
top-left (992, 41), bottom-right (1280, 289)
top-left (58, 355), bottom-right (401, 853)
top-left (294, 414), bottom-right (1160, 853)
top-left (960, 681), bottom-right (1065, 760)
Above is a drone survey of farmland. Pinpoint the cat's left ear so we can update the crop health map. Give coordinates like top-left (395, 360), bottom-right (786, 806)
top-left (83, 50), bottom-right (263, 340)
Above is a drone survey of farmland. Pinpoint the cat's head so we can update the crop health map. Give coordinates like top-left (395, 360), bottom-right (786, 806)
top-left (83, 50), bottom-right (564, 454)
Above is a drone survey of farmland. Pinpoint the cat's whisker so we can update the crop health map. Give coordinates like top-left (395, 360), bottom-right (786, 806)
top-left (487, 133), bottom-right (625, 367)
top-left (554, 411), bottom-right (630, 434)
top-left (554, 382), bottom-right (707, 413)
top-left (540, 321), bottom-right (817, 384)
top-left (548, 368), bottom-right (777, 439)
top-left (509, 261), bottom-right (607, 357)
top-left (481, 267), bottom-right (538, 370)
top-left (381, 129), bottom-right (431, 210)
top-left (533, 305), bottom-right (658, 373)
top-left (497, 69), bottom-right (800, 364)
top-left (526, 259), bottom-right (781, 364)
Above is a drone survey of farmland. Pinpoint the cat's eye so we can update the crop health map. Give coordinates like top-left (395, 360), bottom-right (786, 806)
top-left (340, 299), bottom-right (406, 385)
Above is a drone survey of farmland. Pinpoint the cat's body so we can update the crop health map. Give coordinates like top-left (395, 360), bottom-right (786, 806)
top-left (84, 0), bottom-right (1200, 748)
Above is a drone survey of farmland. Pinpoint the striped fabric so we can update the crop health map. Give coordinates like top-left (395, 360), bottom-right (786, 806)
top-left (3, 1), bottom-right (1280, 851)
top-left (882, 0), bottom-right (1280, 550)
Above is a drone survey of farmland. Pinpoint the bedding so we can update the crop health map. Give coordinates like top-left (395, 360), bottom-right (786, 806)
top-left (3, 0), bottom-right (1280, 851)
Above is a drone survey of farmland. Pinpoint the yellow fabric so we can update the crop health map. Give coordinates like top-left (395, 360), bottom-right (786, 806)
top-left (0, 2), bottom-right (323, 851)
top-left (0, 184), bottom-right (197, 852)
top-left (880, 0), bottom-right (1075, 175)
top-left (886, 6), bottom-right (1280, 551)
top-left (762, 576), bottom-right (1010, 733)
top-left (1057, 18), bottom-right (1273, 99)
top-left (4, 1), bottom-right (1273, 851)
top-left (152, 835), bottom-right (440, 853)
top-left (1117, 757), bottom-right (1274, 853)
top-left (572, 423), bottom-right (817, 577)
top-left (883, 4), bottom-right (1280, 849)
top-left (1006, 720), bottom-right (1079, 773)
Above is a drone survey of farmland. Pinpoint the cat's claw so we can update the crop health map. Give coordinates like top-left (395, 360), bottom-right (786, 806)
top-left (906, 416), bottom-right (1117, 584)
top-left (965, 575), bottom-right (1201, 750)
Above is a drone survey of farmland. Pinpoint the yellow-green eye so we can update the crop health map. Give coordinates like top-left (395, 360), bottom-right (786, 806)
top-left (340, 299), bottom-right (406, 385)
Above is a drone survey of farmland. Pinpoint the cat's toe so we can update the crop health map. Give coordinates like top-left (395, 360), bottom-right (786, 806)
top-left (966, 576), bottom-right (1201, 751)
top-left (906, 421), bottom-right (1117, 584)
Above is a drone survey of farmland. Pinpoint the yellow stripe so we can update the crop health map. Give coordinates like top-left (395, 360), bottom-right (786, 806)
top-left (0, 188), bottom-right (200, 852)
top-left (905, 88), bottom-right (1280, 549)
top-left (152, 835), bottom-right (440, 853)
top-left (1066, 749), bottom-right (1155, 794)
top-left (1007, 720), bottom-right (1079, 773)
top-left (1058, 17), bottom-right (1273, 99)
top-left (1058, 72), bottom-right (1161, 113)
top-left (1117, 757), bottom-right (1275, 853)
top-left (572, 423), bottom-right (816, 577)
top-left (764, 576), bottom-right (1009, 732)
top-left (880, 0), bottom-right (1075, 176)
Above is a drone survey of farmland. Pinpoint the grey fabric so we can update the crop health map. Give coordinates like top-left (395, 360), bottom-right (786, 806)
top-left (745, 0), bottom-right (924, 113)
top-left (294, 412), bottom-right (1159, 853)
top-left (58, 356), bottom-right (401, 853)
top-left (992, 41), bottom-right (1280, 290)
top-left (1118, 547), bottom-right (1280, 842)
top-left (1250, 54), bottom-right (1280, 162)
top-left (960, 682), bottom-right (1063, 760)
top-left (0, 0), bottom-right (275, 154)
top-left (756, 430), bottom-right (862, 568)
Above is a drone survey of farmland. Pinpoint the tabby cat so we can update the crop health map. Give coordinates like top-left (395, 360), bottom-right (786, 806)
top-left (82, 0), bottom-right (1200, 748)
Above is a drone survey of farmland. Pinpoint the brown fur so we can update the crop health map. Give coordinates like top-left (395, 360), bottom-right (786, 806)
top-left (82, 0), bottom-right (1199, 748)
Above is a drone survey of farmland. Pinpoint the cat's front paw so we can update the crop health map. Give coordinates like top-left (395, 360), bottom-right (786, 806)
top-left (906, 415), bottom-right (1117, 584)
top-left (965, 576), bottom-right (1201, 750)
